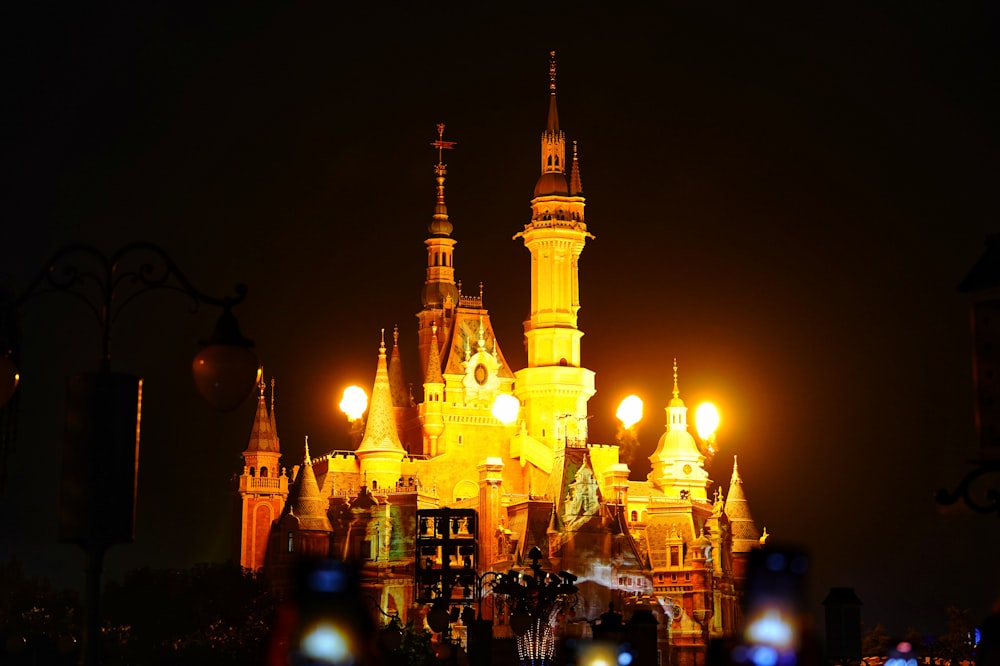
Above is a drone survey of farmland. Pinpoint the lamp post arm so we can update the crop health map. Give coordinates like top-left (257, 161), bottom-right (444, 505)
top-left (12, 242), bottom-right (248, 371)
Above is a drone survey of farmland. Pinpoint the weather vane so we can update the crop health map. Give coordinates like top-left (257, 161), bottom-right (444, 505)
top-left (430, 122), bottom-right (456, 176)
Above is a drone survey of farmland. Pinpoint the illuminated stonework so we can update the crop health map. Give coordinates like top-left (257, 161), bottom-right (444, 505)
top-left (235, 52), bottom-right (763, 666)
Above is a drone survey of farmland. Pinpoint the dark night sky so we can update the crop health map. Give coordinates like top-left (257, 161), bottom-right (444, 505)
top-left (2, 3), bottom-right (999, 638)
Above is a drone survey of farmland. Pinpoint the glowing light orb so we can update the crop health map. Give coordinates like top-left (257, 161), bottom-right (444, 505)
top-left (616, 395), bottom-right (643, 429)
top-left (339, 385), bottom-right (368, 421)
top-left (695, 402), bottom-right (720, 440)
top-left (300, 620), bottom-right (354, 664)
top-left (492, 393), bottom-right (521, 424)
top-left (746, 609), bottom-right (795, 650)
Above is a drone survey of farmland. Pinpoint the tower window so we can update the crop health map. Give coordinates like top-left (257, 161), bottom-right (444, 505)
top-left (287, 532), bottom-right (294, 553)
top-left (260, 466), bottom-right (269, 478)
top-left (631, 510), bottom-right (638, 522)
top-left (249, 467), bottom-right (255, 477)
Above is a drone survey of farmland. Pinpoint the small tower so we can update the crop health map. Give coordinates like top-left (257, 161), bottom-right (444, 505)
top-left (356, 330), bottom-right (407, 490)
top-left (237, 377), bottom-right (288, 571)
top-left (514, 51), bottom-right (596, 452)
top-left (420, 322), bottom-right (446, 456)
top-left (647, 360), bottom-right (711, 500)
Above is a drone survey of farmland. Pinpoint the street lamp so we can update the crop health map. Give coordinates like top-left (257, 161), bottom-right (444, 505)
top-left (694, 402), bottom-right (720, 457)
top-left (0, 242), bottom-right (260, 666)
top-left (615, 394), bottom-right (643, 464)
top-left (488, 546), bottom-right (579, 666)
top-left (339, 384), bottom-right (368, 447)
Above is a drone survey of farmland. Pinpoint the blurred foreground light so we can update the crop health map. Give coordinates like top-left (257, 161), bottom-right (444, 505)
top-left (695, 402), bottom-right (720, 441)
top-left (745, 609), bottom-right (795, 650)
top-left (300, 620), bottom-right (355, 665)
top-left (339, 385), bottom-right (368, 421)
top-left (616, 394), bottom-right (643, 429)
top-left (492, 393), bottom-right (520, 424)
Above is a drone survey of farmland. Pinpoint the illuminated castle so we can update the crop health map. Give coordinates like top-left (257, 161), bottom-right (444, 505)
top-left (235, 52), bottom-right (764, 665)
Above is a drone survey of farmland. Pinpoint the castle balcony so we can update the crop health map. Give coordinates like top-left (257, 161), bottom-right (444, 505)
top-left (239, 475), bottom-right (288, 494)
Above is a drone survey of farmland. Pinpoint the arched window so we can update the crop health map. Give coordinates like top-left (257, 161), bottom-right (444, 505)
top-left (631, 510), bottom-right (638, 522)
top-left (260, 466), bottom-right (269, 477)
top-left (249, 467), bottom-right (256, 477)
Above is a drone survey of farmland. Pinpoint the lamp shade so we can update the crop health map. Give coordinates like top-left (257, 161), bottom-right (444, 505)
top-left (192, 344), bottom-right (260, 412)
top-left (191, 308), bottom-right (260, 412)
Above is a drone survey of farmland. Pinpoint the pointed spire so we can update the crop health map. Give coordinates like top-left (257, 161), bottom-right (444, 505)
top-left (246, 374), bottom-right (279, 453)
top-left (669, 358), bottom-right (685, 407)
top-left (292, 436), bottom-right (330, 525)
top-left (547, 50), bottom-right (559, 132)
top-left (388, 325), bottom-right (409, 408)
top-left (357, 331), bottom-right (406, 455)
top-left (569, 141), bottom-right (583, 195)
top-left (428, 122), bottom-right (456, 236)
top-left (425, 322), bottom-right (444, 384)
top-left (724, 455), bottom-right (761, 553)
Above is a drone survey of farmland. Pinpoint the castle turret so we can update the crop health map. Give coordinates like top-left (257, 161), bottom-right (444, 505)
top-left (356, 331), bottom-right (406, 490)
top-left (420, 322), bottom-right (445, 456)
top-left (514, 50), bottom-right (596, 453)
top-left (237, 377), bottom-right (288, 570)
top-left (647, 360), bottom-right (711, 500)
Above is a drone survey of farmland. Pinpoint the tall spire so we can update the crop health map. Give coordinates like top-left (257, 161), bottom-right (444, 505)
top-left (421, 123), bottom-right (459, 311)
top-left (388, 325), bottom-right (410, 408)
top-left (428, 123), bottom-right (456, 236)
top-left (535, 51), bottom-right (568, 194)
top-left (569, 141), bottom-right (583, 195)
top-left (547, 50), bottom-right (560, 132)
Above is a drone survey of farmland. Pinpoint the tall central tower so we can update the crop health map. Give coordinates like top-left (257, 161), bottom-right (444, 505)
top-left (514, 52), bottom-right (596, 451)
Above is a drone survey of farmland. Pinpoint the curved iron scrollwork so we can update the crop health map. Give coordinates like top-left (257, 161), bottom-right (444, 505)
top-left (12, 242), bottom-right (248, 370)
top-left (936, 458), bottom-right (1000, 515)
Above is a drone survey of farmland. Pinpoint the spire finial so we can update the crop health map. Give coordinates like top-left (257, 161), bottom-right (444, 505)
top-left (393, 325), bottom-right (399, 348)
top-left (380, 328), bottom-right (386, 356)
top-left (672, 358), bottom-right (680, 400)
top-left (270, 376), bottom-right (276, 415)
top-left (549, 50), bottom-right (557, 92)
top-left (428, 123), bottom-right (457, 236)
top-left (304, 435), bottom-right (311, 464)
top-left (258, 371), bottom-right (265, 398)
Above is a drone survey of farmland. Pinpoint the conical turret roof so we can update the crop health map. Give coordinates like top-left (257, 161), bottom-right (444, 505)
top-left (388, 326), bottom-right (410, 408)
top-left (356, 332), bottom-right (406, 456)
top-left (724, 456), bottom-right (760, 553)
top-left (292, 438), bottom-right (332, 531)
top-left (246, 377), bottom-right (279, 453)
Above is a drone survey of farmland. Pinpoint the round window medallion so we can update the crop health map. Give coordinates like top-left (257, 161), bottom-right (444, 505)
top-left (682, 464), bottom-right (692, 475)
top-left (474, 363), bottom-right (488, 385)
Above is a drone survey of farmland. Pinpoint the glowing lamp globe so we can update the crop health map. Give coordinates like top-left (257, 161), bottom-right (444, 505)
top-left (492, 393), bottom-right (520, 424)
top-left (616, 394), bottom-right (643, 429)
top-left (695, 402), bottom-right (720, 441)
top-left (191, 308), bottom-right (260, 412)
top-left (339, 385), bottom-right (368, 421)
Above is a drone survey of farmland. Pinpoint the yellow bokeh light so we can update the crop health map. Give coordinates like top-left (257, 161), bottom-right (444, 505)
top-left (695, 402), bottom-right (720, 440)
top-left (339, 385), bottom-right (368, 421)
top-left (616, 394), bottom-right (643, 429)
top-left (492, 393), bottom-right (520, 424)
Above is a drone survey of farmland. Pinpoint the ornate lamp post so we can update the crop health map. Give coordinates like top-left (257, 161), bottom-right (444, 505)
top-left (489, 546), bottom-right (578, 666)
top-left (0, 242), bottom-right (260, 666)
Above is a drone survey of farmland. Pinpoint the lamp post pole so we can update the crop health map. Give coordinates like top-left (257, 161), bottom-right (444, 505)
top-left (0, 242), bottom-right (260, 666)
